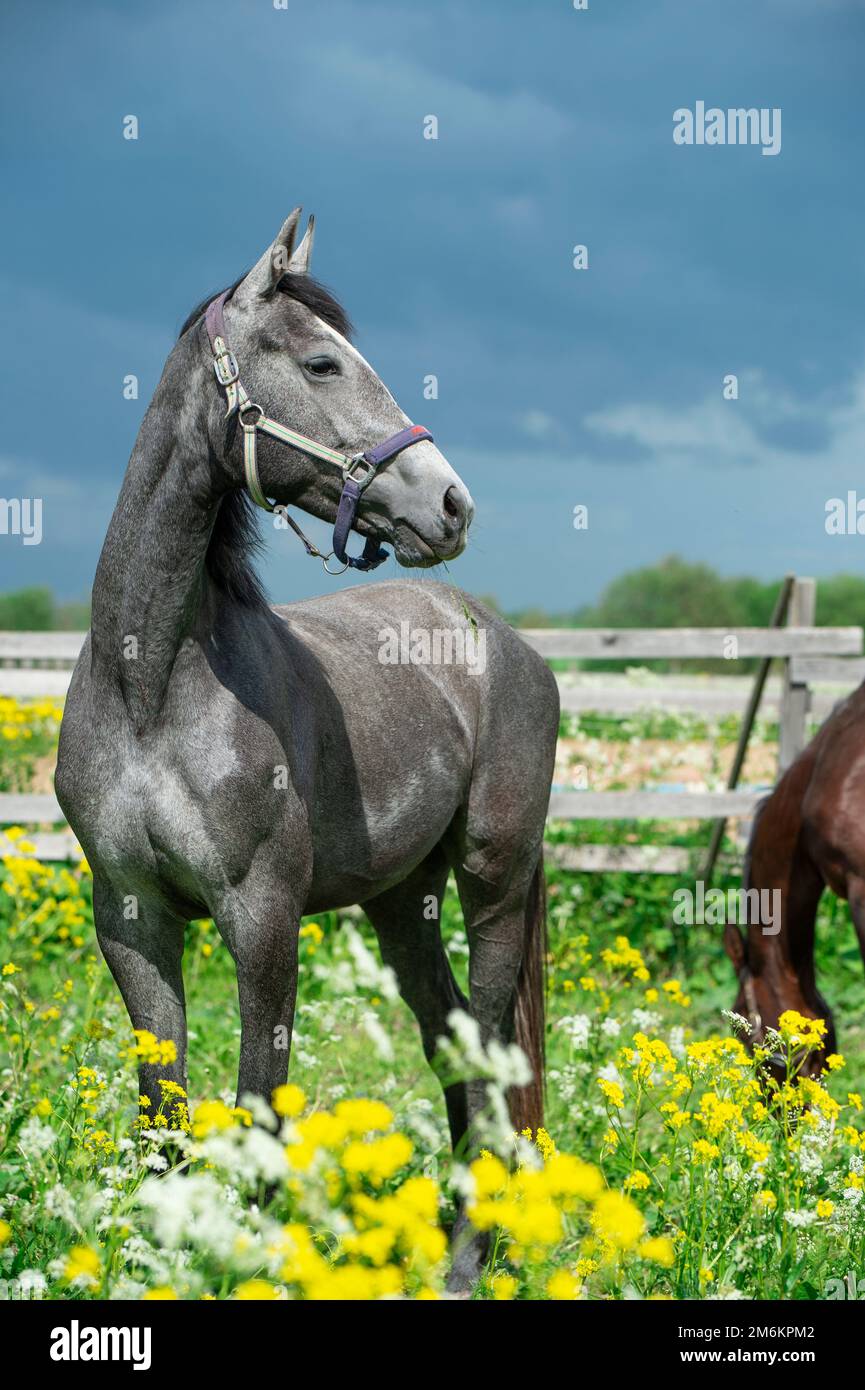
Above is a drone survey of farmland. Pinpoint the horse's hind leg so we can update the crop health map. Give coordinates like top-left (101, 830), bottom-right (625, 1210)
top-left (440, 843), bottom-right (546, 1293)
top-left (93, 875), bottom-right (188, 1121)
top-left (363, 847), bottom-right (471, 1152)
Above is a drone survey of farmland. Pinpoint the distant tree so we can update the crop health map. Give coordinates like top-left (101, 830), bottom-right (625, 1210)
top-left (583, 555), bottom-right (737, 629)
top-left (54, 599), bottom-right (91, 631)
top-left (815, 574), bottom-right (865, 628)
top-left (724, 576), bottom-right (779, 628)
top-left (0, 587), bottom-right (54, 630)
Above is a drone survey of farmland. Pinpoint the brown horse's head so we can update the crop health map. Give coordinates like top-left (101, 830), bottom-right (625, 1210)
top-left (723, 922), bottom-right (836, 1082)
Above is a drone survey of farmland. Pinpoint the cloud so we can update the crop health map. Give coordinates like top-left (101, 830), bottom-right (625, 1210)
top-left (583, 362), bottom-right (865, 474)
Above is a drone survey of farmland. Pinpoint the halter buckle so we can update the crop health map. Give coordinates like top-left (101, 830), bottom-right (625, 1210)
top-left (213, 340), bottom-right (240, 387)
top-left (345, 453), bottom-right (377, 491)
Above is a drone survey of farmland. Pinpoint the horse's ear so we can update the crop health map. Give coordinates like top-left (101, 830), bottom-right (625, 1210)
top-left (723, 922), bottom-right (747, 971)
top-left (235, 208), bottom-right (303, 302)
top-left (287, 215), bottom-right (315, 275)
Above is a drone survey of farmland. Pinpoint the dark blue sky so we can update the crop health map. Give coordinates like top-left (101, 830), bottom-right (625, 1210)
top-left (1, 0), bottom-right (863, 610)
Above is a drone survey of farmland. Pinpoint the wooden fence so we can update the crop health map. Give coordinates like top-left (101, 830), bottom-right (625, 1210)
top-left (0, 577), bottom-right (862, 873)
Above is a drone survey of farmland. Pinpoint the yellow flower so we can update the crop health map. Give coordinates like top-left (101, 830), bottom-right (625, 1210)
top-left (235, 1280), bottom-right (280, 1300)
top-left (128, 1029), bottom-right (177, 1066)
top-left (470, 1152), bottom-right (508, 1199)
top-left (272, 1084), bottom-right (306, 1118)
top-left (597, 1078), bottom-right (624, 1109)
top-left (143, 1287), bottom-right (178, 1300)
top-left (334, 1098), bottom-right (394, 1136)
top-left (543, 1153), bottom-right (603, 1200)
top-left (816, 1199), bottom-right (834, 1219)
top-left (341, 1133), bottom-right (413, 1185)
top-left (0, 1220), bottom-right (11, 1247)
top-left (777, 1011), bottom-right (827, 1049)
top-left (534, 1127), bottom-right (556, 1161)
top-left (591, 1191), bottom-right (645, 1250)
top-left (1, 962), bottom-right (20, 976)
top-left (624, 1170), bottom-right (650, 1192)
top-left (192, 1099), bottom-right (240, 1139)
top-left (699, 1267), bottom-right (714, 1285)
top-left (64, 1245), bottom-right (101, 1287)
top-left (547, 1270), bottom-right (579, 1300)
top-left (639, 1236), bottom-right (675, 1268)
top-left (491, 1273), bottom-right (518, 1301)
top-left (755, 1189), bottom-right (777, 1211)
top-left (736, 1130), bottom-right (770, 1166)
top-left (691, 1139), bottom-right (719, 1163)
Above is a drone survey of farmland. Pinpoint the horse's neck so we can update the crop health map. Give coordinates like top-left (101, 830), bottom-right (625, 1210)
top-left (90, 345), bottom-right (225, 729)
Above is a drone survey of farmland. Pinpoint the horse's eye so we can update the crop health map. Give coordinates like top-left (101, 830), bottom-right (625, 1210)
top-left (304, 356), bottom-right (340, 377)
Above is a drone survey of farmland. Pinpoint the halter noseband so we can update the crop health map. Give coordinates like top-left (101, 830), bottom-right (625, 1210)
top-left (204, 291), bottom-right (433, 574)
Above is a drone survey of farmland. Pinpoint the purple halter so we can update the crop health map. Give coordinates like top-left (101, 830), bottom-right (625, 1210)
top-left (204, 291), bottom-right (433, 574)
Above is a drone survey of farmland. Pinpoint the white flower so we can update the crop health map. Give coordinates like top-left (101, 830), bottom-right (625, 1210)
top-left (343, 925), bottom-right (398, 1000)
top-left (17, 1118), bottom-right (56, 1158)
top-left (630, 1009), bottom-right (661, 1033)
top-left (601, 1017), bottom-right (622, 1040)
top-left (597, 1061), bottom-right (623, 1086)
top-left (141, 1151), bottom-right (169, 1172)
top-left (43, 1183), bottom-right (78, 1225)
top-left (556, 1013), bottom-right (592, 1049)
top-left (362, 1012), bottom-right (394, 1061)
top-left (784, 1209), bottom-right (816, 1229)
top-left (137, 1173), bottom-right (245, 1260)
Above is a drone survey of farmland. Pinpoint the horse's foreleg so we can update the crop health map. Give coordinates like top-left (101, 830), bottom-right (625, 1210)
top-left (93, 875), bottom-right (188, 1120)
top-left (213, 883), bottom-right (302, 1110)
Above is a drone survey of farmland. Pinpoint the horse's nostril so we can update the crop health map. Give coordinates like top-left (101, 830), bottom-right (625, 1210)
top-left (443, 486), bottom-right (464, 525)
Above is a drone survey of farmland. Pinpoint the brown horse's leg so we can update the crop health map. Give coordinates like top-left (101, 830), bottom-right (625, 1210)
top-left (845, 878), bottom-right (865, 981)
top-left (363, 848), bottom-right (470, 1150)
top-left (732, 765), bottom-right (832, 1052)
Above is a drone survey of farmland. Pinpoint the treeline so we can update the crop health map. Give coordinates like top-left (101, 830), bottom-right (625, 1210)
top-left (1, 558), bottom-right (864, 637)
top-left (499, 556), bottom-right (865, 630)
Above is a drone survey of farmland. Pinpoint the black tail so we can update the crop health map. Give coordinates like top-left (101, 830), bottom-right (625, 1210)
top-left (510, 853), bottom-right (547, 1133)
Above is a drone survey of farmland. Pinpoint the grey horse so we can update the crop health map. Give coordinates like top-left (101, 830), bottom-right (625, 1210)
top-left (56, 209), bottom-right (559, 1287)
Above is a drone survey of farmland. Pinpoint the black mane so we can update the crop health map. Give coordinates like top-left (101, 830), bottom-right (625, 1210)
top-left (179, 273), bottom-right (353, 607)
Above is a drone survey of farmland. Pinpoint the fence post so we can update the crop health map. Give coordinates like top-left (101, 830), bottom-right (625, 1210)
top-left (778, 576), bottom-right (816, 774)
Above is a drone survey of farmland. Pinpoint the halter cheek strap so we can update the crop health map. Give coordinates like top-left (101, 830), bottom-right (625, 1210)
top-left (204, 291), bottom-right (433, 574)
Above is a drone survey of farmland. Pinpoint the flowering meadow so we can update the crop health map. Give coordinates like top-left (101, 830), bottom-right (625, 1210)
top-left (1, 700), bottom-right (864, 1300)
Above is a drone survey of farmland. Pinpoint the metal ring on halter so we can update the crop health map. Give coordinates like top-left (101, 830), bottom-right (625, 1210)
top-left (239, 401), bottom-right (265, 426)
top-left (321, 552), bottom-right (349, 576)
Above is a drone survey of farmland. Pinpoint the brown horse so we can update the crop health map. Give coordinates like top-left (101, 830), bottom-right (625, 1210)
top-left (724, 684), bottom-right (865, 1071)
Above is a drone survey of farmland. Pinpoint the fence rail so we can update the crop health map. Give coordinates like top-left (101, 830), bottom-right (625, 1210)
top-left (519, 625), bottom-right (862, 660)
top-left (1, 577), bottom-right (862, 872)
